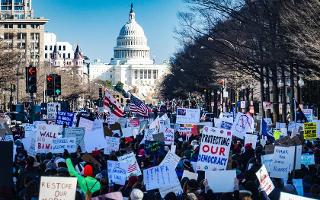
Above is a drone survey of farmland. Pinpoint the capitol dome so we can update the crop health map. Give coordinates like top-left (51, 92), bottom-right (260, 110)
top-left (111, 4), bottom-right (153, 65)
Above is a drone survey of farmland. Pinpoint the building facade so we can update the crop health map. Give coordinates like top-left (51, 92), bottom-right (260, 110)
top-left (89, 5), bottom-right (169, 103)
top-left (0, 0), bottom-right (47, 66)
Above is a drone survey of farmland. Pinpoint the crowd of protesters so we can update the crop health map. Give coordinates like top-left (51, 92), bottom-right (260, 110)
top-left (1, 109), bottom-right (320, 200)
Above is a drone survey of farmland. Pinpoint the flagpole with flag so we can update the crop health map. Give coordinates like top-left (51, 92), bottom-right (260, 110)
top-left (128, 93), bottom-right (149, 117)
top-left (103, 90), bottom-right (124, 117)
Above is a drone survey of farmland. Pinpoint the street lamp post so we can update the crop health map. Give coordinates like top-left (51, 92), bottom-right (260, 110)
top-left (297, 77), bottom-right (304, 106)
top-left (278, 79), bottom-right (284, 122)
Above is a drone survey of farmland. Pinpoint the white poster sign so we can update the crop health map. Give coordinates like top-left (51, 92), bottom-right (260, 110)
top-left (47, 102), bottom-right (61, 120)
top-left (143, 165), bottom-right (179, 191)
top-left (52, 137), bottom-right (77, 154)
top-left (176, 108), bottom-right (200, 124)
top-left (118, 152), bottom-right (142, 176)
top-left (121, 127), bottom-right (133, 138)
top-left (164, 128), bottom-right (174, 145)
top-left (35, 124), bottom-right (62, 153)
top-left (107, 160), bottom-right (127, 186)
top-left (231, 113), bottom-right (254, 139)
top-left (280, 192), bottom-right (315, 200)
top-left (84, 127), bottom-right (107, 153)
top-left (256, 165), bottom-right (275, 195)
top-left (159, 184), bottom-right (183, 198)
top-left (205, 170), bottom-right (236, 193)
top-left (197, 127), bottom-right (232, 171)
top-left (270, 146), bottom-right (295, 179)
top-left (261, 154), bottom-right (273, 172)
top-left (182, 170), bottom-right (198, 181)
top-left (39, 176), bottom-right (77, 200)
top-left (78, 117), bottom-right (94, 133)
top-left (160, 150), bottom-right (180, 168)
top-left (64, 127), bottom-right (85, 152)
top-left (244, 134), bottom-right (258, 149)
top-left (104, 136), bottom-right (120, 155)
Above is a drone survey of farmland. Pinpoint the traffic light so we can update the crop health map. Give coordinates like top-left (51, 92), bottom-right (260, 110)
top-left (26, 66), bottom-right (37, 93)
top-left (54, 75), bottom-right (61, 96)
top-left (46, 74), bottom-right (54, 96)
top-left (99, 88), bottom-right (103, 99)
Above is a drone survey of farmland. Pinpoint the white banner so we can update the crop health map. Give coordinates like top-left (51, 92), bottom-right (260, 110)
top-left (39, 176), bottom-right (77, 200)
top-left (176, 108), bottom-right (200, 124)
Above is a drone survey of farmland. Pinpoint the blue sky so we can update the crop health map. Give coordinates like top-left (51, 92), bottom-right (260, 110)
top-left (33, 0), bottom-right (186, 63)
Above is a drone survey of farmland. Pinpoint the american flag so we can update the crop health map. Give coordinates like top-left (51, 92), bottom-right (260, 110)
top-left (128, 163), bottom-right (137, 173)
top-left (129, 94), bottom-right (148, 117)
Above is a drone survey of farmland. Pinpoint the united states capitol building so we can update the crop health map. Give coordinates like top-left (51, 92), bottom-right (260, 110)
top-left (89, 5), bottom-right (169, 104)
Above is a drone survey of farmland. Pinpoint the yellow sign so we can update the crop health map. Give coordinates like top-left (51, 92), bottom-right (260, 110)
top-left (304, 122), bottom-right (317, 140)
top-left (273, 130), bottom-right (281, 140)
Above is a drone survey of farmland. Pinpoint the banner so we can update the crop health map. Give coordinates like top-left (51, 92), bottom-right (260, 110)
top-left (64, 127), bottom-right (85, 152)
top-left (47, 102), bottom-right (61, 120)
top-left (107, 160), bottom-right (127, 185)
top-left (0, 141), bottom-right (13, 187)
top-left (270, 146), bottom-right (295, 179)
top-left (176, 108), bottom-right (200, 124)
top-left (56, 111), bottom-right (74, 127)
top-left (39, 176), bottom-right (77, 200)
top-left (35, 124), bottom-right (62, 153)
top-left (256, 165), bottom-right (275, 195)
top-left (304, 122), bottom-right (317, 140)
top-left (160, 150), bottom-right (180, 168)
top-left (197, 127), bottom-right (232, 171)
top-left (205, 170), bottom-right (236, 193)
top-left (163, 128), bottom-right (174, 145)
top-left (143, 165), bottom-right (179, 191)
top-left (52, 137), bottom-right (76, 154)
top-left (104, 136), bottom-right (120, 155)
top-left (118, 152), bottom-right (142, 176)
top-left (231, 113), bottom-right (254, 139)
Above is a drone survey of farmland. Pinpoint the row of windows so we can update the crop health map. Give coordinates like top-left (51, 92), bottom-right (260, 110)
top-left (45, 53), bottom-right (71, 59)
top-left (1, 24), bottom-right (39, 29)
top-left (3, 32), bottom-right (35, 40)
top-left (134, 69), bottom-right (158, 79)
top-left (45, 45), bottom-right (66, 51)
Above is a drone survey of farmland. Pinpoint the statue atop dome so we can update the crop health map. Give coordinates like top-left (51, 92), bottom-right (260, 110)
top-left (130, 3), bottom-right (134, 13)
top-left (129, 3), bottom-right (135, 22)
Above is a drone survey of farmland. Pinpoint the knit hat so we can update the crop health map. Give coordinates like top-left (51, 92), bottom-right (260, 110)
top-left (130, 189), bottom-right (144, 200)
top-left (83, 164), bottom-right (93, 177)
top-left (128, 176), bottom-right (138, 187)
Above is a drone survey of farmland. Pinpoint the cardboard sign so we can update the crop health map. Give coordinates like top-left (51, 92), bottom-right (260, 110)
top-left (197, 127), bottom-right (232, 171)
top-left (104, 136), bottom-right (120, 155)
top-left (164, 128), bottom-right (174, 145)
top-left (182, 170), bottom-right (198, 180)
top-left (256, 165), bottom-right (275, 195)
top-left (0, 141), bottom-right (13, 187)
top-left (231, 113), bottom-right (254, 139)
top-left (300, 154), bottom-right (315, 167)
top-left (205, 170), bottom-right (236, 193)
top-left (270, 146), bottom-right (295, 179)
top-left (143, 165), bottom-right (179, 191)
top-left (279, 192), bottom-right (315, 200)
top-left (160, 150), bottom-right (180, 168)
top-left (52, 137), bottom-right (77, 154)
top-left (39, 176), bottom-right (77, 200)
top-left (35, 124), bottom-right (62, 153)
top-left (107, 160), bottom-right (127, 185)
top-left (304, 122), bottom-right (317, 140)
top-left (118, 152), bottom-right (142, 176)
top-left (64, 127), bottom-right (85, 152)
top-left (78, 117), bottom-right (94, 133)
top-left (244, 134), bottom-right (258, 149)
top-left (56, 111), bottom-right (74, 127)
top-left (176, 108), bottom-right (200, 124)
top-left (47, 102), bottom-right (61, 120)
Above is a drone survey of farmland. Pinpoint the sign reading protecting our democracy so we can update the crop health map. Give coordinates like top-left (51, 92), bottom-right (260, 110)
top-left (117, 152), bottom-right (142, 176)
top-left (143, 165), bottom-right (180, 191)
top-left (197, 127), bottom-right (232, 171)
top-left (304, 122), bottom-right (317, 140)
top-left (52, 137), bottom-right (77, 154)
top-left (231, 113), bottom-right (254, 139)
top-left (35, 124), bottom-right (62, 153)
top-left (39, 176), bottom-right (77, 200)
top-left (256, 165), bottom-right (275, 195)
top-left (176, 108), bottom-right (200, 124)
top-left (55, 111), bottom-right (74, 127)
top-left (47, 102), bottom-right (61, 120)
top-left (104, 136), bottom-right (120, 155)
top-left (64, 127), bottom-right (85, 152)
top-left (270, 146), bottom-right (295, 179)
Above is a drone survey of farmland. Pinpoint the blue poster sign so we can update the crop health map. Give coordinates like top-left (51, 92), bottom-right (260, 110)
top-left (56, 111), bottom-right (74, 127)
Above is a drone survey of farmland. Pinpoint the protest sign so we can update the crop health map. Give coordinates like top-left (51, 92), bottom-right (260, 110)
top-left (261, 154), bottom-right (273, 172)
top-left (304, 122), bottom-right (317, 140)
top-left (129, 118), bottom-right (140, 127)
top-left (244, 134), bottom-right (258, 149)
top-left (55, 111), bottom-right (74, 127)
top-left (270, 146), bottom-right (295, 179)
top-left (231, 113), bottom-right (254, 139)
top-left (205, 170), bottom-right (236, 193)
top-left (22, 133), bottom-right (36, 156)
top-left (143, 165), bottom-right (179, 191)
top-left (107, 113), bottom-right (117, 125)
top-left (0, 119), bottom-right (12, 138)
top-left (261, 118), bottom-right (273, 137)
top-left (164, 128), bottom-right (174, 145)
top-left (39, 176), bottom-right (77, 200)
top-left (118, 152), bottom-right (142, 176)
top-left (159, 114), bottom-right (171, 133)
top-left (276, 122), bottom-right (286, 129)
top-left (47, 102), bottom-right (61, 120)
top-left (122, 127), bottom-right (133, 138)
top-left (176, 108), bottom-right (200, 124)
top-left (145, 141), bottom-right (165, 156)
top-left (84, 127), bottom-right (107, 153)
top-left (273, 130), bottom-right (281, 140)
top-left (256, 165), bottom-right (275, 195)
top-left (220, 121), bottom-right (233, 130)
top-left (64, 127), bottom-right (85, 152)
top-left (78, 117), bottom-right (94, 132)
top-left (0, 141), bottom-right (13, 187)
top-left (149, 116), bottom-right (160, 130)
top-left (159, 184), bottom-right (183, 199)
top-left (301, 154), bottom-right (315, 167)
top-left (92, 192), bottom-right (123, 200)
top-left (107, 160), bottom-right (127, 185)
top-left (153, 132), bottom-right (165, 142)
top-left (35, 124), bottom-right (62, 153)
top-left (279, 192), bottom-right (315, 200)
top-left (295, 145), bottom-right (302, 170)
top-left (293, 179), bottom-right (304, 196)
top-left (160, 150), bottom-right (181, 168)
top-left (104, 136), bottom-right (120, 154)
top-left (288, 122), bottom-right (303, 135)
top-left (197, 127), bottom-right (232, 171)
top-left (24, 124), bottom-right (36, 138)
top-left (52, 137), bottom-right (76, 154)
top-left (178, 125), bottom-right (192, 136)
top-left (303, 109), bottom-right (313, 122)
top-left (182, 170), bottom-right (198, 181)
